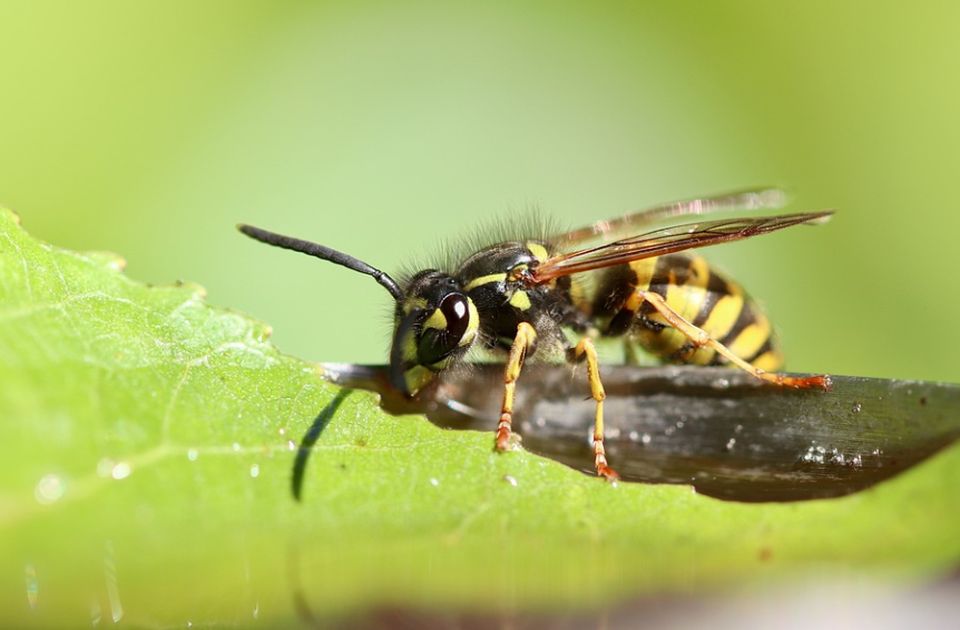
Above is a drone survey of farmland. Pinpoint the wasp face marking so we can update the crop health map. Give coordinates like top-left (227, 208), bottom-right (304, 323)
top-left (390, 270), bottom-right (479, 395)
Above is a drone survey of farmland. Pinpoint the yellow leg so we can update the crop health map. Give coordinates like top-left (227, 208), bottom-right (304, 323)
top-left (638, 291), bottom-right (830, 389)
top-left (496, 322), bottom-right (537, 451)
top-left (573, 337), bottom-right (620, 480)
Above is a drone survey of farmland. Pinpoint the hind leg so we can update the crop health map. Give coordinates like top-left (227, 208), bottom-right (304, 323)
top-left (638, 290), bottom-right (830, 389)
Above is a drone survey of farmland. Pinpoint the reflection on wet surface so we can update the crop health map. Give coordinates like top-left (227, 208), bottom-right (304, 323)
top-left (321, 363), bottom-right (960, 502)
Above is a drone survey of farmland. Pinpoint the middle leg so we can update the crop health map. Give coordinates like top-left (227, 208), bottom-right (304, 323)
top-left (569, 337), bottom-right (620, 480)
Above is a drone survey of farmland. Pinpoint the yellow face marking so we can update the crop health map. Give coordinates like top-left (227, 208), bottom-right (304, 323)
top-left (423, 308), bottom-right (447, 330)
top-left (526, 241), bottom-right (549, 262)
top-left (464, 272), bottom-right (507, 292)
top-left (403, 365), bottom-right (436, 395)
top-left (508, 290), bottom-right (532, 311)
top-left (727, 314), bottom-right (773, 360)
top-left (459, 299), bottom-right (480, 347)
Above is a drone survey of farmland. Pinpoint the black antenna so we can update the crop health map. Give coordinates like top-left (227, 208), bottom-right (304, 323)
top-left (237, 224), bottom-right (404, 301)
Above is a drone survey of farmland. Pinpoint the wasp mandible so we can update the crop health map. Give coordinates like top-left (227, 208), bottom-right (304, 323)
top-left (239, 189), bottom-right (832, 480)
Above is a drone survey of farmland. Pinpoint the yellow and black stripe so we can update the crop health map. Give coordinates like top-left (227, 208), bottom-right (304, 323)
top-left (591, 253), bottom-right (783, 371)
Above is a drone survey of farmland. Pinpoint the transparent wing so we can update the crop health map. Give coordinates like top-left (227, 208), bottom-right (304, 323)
top-left (531, 211), bottom-right (832, 283)
top-left (555, 187), bottom-right (789, 245)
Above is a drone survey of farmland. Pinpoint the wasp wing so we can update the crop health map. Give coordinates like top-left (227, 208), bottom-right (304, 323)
top-left (531, 211), bottom-right (832, 282)
top-left (555, 187), bottom-right (789, 245)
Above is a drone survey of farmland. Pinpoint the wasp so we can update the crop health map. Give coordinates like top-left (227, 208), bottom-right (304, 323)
top-left (239, 189), bottom-right (831, 480)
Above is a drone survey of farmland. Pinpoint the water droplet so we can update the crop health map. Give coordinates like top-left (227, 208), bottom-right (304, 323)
top-left (503, 475), bottom-right (518, 487)
top-left (287, 440), bottom-right (296, 451)
top-left (725, 438), bottom-right (736, 451)
top-left (664, 426), bottom-right (676, 436)
top-left (535, 417), bottom-right (546, 428)
top-left (429, 478), bottom-right (440, 487)
top-left (852, 454), bottom-right (863, 467)
top-left (25, 564), bottom-right (38, 609)
top-left (641, 433), bottom-right (652, 445)
top-left (675, 420), bottom-right (685, 429)
top-left (249, 464), bottom-right (260, 478)
top-left (278, 427), bottom-right (286, 436)
top-left (187, 449), bottom-right (199, 462)
top-left (852, 402), bottom-right (862, 413)
top-left (734, 424), bottom-right (743, 434)
top-left (111, 462), bottom-right (132, 480)
top-left (872, 448), bottom-right (883, 456)
top-left (35, 474), bottom-right (65, 505)
top-left (232, 442), bottom-right (241, 452)
top-left (607, 427), bottom-right (622, 439)
top-left (801, 444), bottom-right (826, 464)
top-left (712, 377), bottom-right (730, 389)
top-left (628, 430), bottom-right (640, 442)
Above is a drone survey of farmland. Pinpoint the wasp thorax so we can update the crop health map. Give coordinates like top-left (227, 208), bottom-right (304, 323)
top-left (390, 270), bottom-right (480, 396)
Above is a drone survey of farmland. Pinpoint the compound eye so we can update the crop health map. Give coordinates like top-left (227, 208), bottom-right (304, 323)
top-left (439, 293), bottom-right (469, 340)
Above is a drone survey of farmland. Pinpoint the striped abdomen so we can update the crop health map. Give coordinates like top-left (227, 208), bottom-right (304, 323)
top-left (590, 253), bottom-right (783, 371)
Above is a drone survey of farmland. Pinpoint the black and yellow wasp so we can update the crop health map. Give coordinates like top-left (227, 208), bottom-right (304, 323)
top-left (239, 189), bottom-right (831, 480)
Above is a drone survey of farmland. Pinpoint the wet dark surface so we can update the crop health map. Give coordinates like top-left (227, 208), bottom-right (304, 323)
top-left (321, 363), bottom-right (960, 502)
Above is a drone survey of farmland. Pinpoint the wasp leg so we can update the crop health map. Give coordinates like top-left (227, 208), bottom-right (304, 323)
top-left (637, 291), bottom-right (830, 390)
top-left (571, 337), bottom-right (620, 480)
top-left (496, 322), bottom-right (537, 451)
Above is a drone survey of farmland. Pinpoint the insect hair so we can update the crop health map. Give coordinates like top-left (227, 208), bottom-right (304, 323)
top-left (396, 206), bottom-right (565, 286)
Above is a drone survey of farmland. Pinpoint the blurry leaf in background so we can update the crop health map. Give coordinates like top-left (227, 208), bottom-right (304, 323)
top-left (1, 1), bottom-right (959, 382)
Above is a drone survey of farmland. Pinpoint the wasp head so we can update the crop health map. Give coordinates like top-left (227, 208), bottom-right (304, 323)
top-left (236, 224), bottom-right (479, 398)
top-left (390, 270), bottom-right (480, 396)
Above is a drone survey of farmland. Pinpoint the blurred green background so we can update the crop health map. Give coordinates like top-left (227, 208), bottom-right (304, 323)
top-left (1, 0), bottom-right (958, 382)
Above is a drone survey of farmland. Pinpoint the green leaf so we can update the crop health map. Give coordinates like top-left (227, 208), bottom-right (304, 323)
top-left (0, 207), bottom-right (957, 626)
